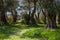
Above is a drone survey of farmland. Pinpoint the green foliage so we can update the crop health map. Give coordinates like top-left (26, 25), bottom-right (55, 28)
top-left (22, 28), bottom-right (58, 40)
top-left (56, 29), bottom-right (60, 40)
top-left (22, 28), bottom-right (43, 38)
top-left (41, 29), bottom-right (56, 40)
top-left (0, 23), bottom-right (60, 40)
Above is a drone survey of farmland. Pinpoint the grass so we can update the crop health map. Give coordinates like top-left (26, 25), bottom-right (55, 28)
top-left (0, 23), bottom-right (60, 40)
top-left (21, 28), bottom-right (56, 40)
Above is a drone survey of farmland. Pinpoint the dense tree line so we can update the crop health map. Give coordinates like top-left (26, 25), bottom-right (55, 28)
top-left (0, 0), bottom-right (60, 29)
top-left (0, 0), bottom-right (18, 25)
top-left (22, 0), bottom-right (60, 28)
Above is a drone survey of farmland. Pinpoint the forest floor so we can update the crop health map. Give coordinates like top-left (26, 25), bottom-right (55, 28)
top-left (0, 23), bottom-right (60, 40)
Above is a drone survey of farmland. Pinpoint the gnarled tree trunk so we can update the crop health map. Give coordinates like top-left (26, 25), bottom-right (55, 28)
top-left (46, 13), bottom-right (57, 28)
top-left (11, 10), bottom-right (17, 22)
top-left (58, 12), bottom-right (60, 24)
top-left (0, 10), bottom-right (8, 24)
top-left (42, 9), bottom-right (46, 24)
top-left (30, 0), bottom-right (36, 25)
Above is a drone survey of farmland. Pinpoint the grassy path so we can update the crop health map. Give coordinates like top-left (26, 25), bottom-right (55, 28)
top-left (3, 28), bottom-right (40, 40)
top-left (0, 23), bottom-right (60, 40)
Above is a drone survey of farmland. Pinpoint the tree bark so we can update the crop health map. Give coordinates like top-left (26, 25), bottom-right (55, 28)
top-left (37, 12), bottom-right (40, 23)
top-left (42, 9), bottom-right (46, 24)
top-left (27, 0), bottom-right (31, 24)
top-left (0, 10), bottom-right (8, 24)
top-left (44, 0), bottom-right (57, 28)
top-left (31, 0), bottom-right (36, 25)
top-left (46, 13), bottom-right (57, 28)
top-left (11, 10), bottom-right (17, 22)
top-left (0, 0), bottom-right (8, 25)
top-left (58, 13), bottom-right (60, 24)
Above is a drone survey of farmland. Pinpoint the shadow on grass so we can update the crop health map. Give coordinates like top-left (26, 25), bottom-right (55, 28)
top-left (56, 27), bottom-right (60, 29)
top-left (56, 24), bottom-right (60, 29)
top-left (13, 22), bottom-right (45, 29)
top-left (0, 22), bottom-right (45, 39)
top-left (25, 23), bottom-right (44, 29)
top-left (0, 24), bottom-right (21, 39)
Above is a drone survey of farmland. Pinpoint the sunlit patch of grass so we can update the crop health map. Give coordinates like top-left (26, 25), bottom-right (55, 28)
top-left (41, 29), bottom-right (56, 40)
top-left (3, 35), bottom-right (39, 40)
top-left (0, 23), bottom-right (60, 40)
top-left (22, 28), bottom-right (57, 40)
